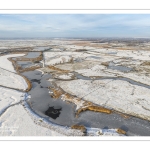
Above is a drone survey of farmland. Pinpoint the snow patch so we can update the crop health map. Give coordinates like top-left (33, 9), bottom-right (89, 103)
top-left (0, 87), bottom-right (27, 116)
top-left (0, 53), bottom-right (25, 72)
top-left (0, 68), bottom-right (28, 91)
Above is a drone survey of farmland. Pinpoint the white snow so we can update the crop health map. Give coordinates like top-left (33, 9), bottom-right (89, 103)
top-left (0, 87), bottom-right (26, 116)
top-left (107, 69), bottom-right (150, 86)
top-left (45, 55), bottom-right (73, 65)
top-left (75, 64), bottom-right (150, 86)
top-left (76, 64), bottom-right (117, 77)
top-left (61, 94), bottom-right (85, 110)
top-left (58, 74), bottom-right (72, 79)
top-left (53, 73), bottom-right (75, 80)
top-left (44, 52), bottom-right (103, 66)
top-left (0, 53), bottom-right (25, 72)
top-left (0, 68), bottom-right (28, 91)
top-left (116, 50), bottom-right (150, 61)
top-left (86, 127), bottom-right (125, 136)
top-left (0, 104), bottom-right (63, 136)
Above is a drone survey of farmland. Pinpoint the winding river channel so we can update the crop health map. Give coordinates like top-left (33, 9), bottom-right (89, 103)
top-left (12, 51), bottom-right (150, 136)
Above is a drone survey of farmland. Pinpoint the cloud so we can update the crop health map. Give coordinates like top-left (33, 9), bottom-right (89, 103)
top-left (46, 26), bottom-right (61, 31)
top-left (0, 14), bottom-right (150, 38)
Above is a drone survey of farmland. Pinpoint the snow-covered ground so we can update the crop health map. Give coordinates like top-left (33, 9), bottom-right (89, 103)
top-left (0, 104), bottom-right (63, 136)
top-left (0, 86), bottom-right (63, 136)
top-left (0, 68), bottom-right (28, 91)
top-left (86, 127), bottom-right (125, 136)
top-left (0, 87), bottom-right (27, 116)
top-left (0, 40), bottom-right (53, 49)
top-left (76, 64), bottom-right (117, 77)
top-left (1, 40), bottom-right (150, 136)
top-left (56, 79), bottom-right (150, 121)
top-left (75, 64), bottom-right (150, 86)
top-left (53, 73), bottom-right (75, 80)
top-left (116, 50), bottom-right (150, 61)
top-left (44, 47), bottom-right (150, 122)
top-left (0, 53), bottom-right (25, 72)
top-left (44, 51), bottom-right (105, 66)
top-left (0, 86), bottom-right (125, 136)
top-left (45, 55), bottom-right (73, 65)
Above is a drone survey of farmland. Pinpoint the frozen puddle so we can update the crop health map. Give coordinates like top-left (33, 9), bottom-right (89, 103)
top-left (108, 65), bottom-right (133, 72)
top-left (18, 61), bottom-right (33, 68)
top-left (24, 52), bottom-right (41, 58)
top-left (108, 62), bottom-right (133, 72)
top-left (22, 70), bottom-right (78, 126)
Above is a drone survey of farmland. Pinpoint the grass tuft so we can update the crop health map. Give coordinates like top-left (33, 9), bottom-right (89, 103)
top-left (71, 125), bottom-right (86, 132)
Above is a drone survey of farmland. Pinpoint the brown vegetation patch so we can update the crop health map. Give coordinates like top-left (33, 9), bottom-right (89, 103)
top-left (76, 105), bottom-right (111, 117)
top-left (52, 72), bottom-right (75, 80)
top-left (101, 62), bottom-right (109, 66)
top-left (116, 128), bottom-right (126, 135)
top-left (48, 65), bottom-right (69, 73)
top-left (62, 93), bottom-right (93, 107)
top-left (75, 49), bottom-right (87, 52)
top-left (119, 113), bottom-right (130, 119)
top-left (7, 54), bottom-right (32, 92)
top-left (7, 52), bottom-right (43, 73)
top-left (63, 93), bottom-right (80, 101)
top-left (71, 41), bottom-right (91, 46)
top-left (18, 74), bottom-right (32, 92)
top-left (141, 61), bottom-right (150, 66)
top-left (19, 66), bottom-right (41, 73)
top-left (71, 124), bottom-right (86, 132)
top-left (49, 87), bottom-right (64, 99)
top-left (49, 86), bottom-right (112, 116)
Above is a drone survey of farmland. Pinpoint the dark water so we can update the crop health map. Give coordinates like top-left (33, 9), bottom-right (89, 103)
top-left (45, 106), bottom-right (62, 119)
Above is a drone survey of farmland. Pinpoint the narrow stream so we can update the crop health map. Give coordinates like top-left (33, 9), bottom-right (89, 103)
top-left (75, 72), bottom-right (150, 89)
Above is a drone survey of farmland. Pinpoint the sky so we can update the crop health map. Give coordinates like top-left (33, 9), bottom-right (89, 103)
top-left (0, 14), bottom-right (150, 38)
